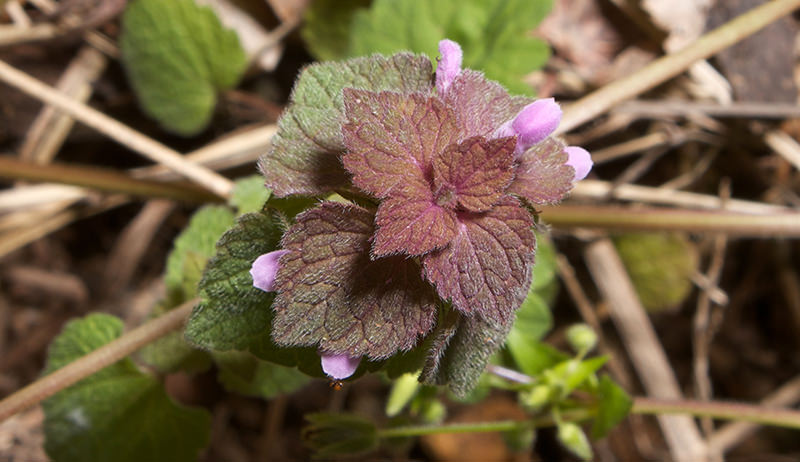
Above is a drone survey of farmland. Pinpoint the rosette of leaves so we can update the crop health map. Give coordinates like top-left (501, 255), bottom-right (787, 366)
top-left (255, 50), bottom-right (580, 396)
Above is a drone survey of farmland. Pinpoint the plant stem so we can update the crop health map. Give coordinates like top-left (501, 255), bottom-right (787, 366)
top-left (377, 409), bottom-right (592, 439)
top-left (542, 205), bottom-right (800, 237)
top-left (374, 397), bottom-right (800, 439)
top-left (558, 0), bottom-right (800, 134)
top-left (632, 397), bottom-right (800, 430)
top-left (0, 298), bottom-right (197, 423)
top-left (0, 157), bottom-right (224, 204)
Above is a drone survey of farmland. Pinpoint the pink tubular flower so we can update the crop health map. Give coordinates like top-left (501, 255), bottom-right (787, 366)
top-left (320, 353), bottom-right (361, 380)
top-left (436, 39), bottom-right (462, 95)
top-left (494, 98), bottom-right (562, 157)
top-left (565, 146), bottom-right (592, 181)
top-left (250, 250), bottom-right (290, 292)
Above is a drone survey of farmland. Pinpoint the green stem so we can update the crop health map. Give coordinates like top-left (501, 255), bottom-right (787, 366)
top-left (0, 156), bottom-right (224, 204)
top-left (377, 409), bottom-right (593, 439)
top-left (558, 0), bottom-right (800, 133)
top-left (632, 397), bottom-right (800, 430)
top-left (374, 396), bottom-right (800, 439)
top-left (542, 205), bottom-right (800, 237)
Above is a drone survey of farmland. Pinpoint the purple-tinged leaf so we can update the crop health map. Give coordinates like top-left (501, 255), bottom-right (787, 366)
top-left (432, 136), bottom-right (515, 212)
top-left (442, 69), bottom-right (532, 140)
top-left (259, 53), bottom-right (433, 197)
top-left (372, 189), bottom-right (457, 257)
top-left (342, 90), bottom-right (458, 198)
top-left (422, 196), bottom-right (536, 323)
top-left (272, 202), bottom-right (438, 359)
top-left (508, 137), bottom-right (575, 205)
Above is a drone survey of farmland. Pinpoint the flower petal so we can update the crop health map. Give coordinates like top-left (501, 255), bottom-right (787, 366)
top-left (565, 146), bottom-right (592, 181)
top-left (250, 250), bottom-right (290, 292)
top-left (436, 39), bottom-right (462, 95)
top-left (495, 99), bottom-right (562, 156)
top-left (321, 353), bottom-right (361, 380)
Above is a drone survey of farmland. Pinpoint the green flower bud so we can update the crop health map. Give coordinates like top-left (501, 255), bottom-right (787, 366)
top-left (557, 421), bottom-right (592, 461)
top-left (566, 324), bottom-right (597, 354)
top-left (519, 384), bottom-right (552, 412)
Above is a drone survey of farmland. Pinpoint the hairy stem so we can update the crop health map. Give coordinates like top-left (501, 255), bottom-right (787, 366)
top-left (542, 205), bottom-right (800, 237)
top-left (558, 0), bottom-right (800, 133)
top-left (0, 157), bottom-right (224, 204)
top-left (0, 299), bottom-right (197, 423)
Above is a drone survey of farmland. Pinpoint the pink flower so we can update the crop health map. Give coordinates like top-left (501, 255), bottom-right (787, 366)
top-left (320, 353), bottom-right (361, 380)
top-left (436, 39), bottom-right (462, 95)
top-left (494, 98), bottom-right (562, 157)
top-left (565, 146), bottom-right (592, 181)
top-left (250, 250), bottom-right (290, 292)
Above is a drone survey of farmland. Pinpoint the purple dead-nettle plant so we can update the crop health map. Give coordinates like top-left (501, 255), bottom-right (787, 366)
top-left (251, 39), bottom-right (591, 389)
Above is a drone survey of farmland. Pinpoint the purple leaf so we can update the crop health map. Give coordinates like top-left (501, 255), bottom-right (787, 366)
top-left (442, 69), bottom-right (532, 140)
top-left (507, 137), bottom-right (576, 205)
top-left (320, 354), bottom-right (361, 380)
top-left (272, 202), bottom-right (438, 359)
top-left (422, 197), bottom-right (536, 323)
top-left (372, 188), bottom-right (457, 257)
top-left (432, 136), bottom-right (516, 212)
top-left (259, 54), bottom-right (433, 197)
top-left (342, 90), bottom-right (458, 199)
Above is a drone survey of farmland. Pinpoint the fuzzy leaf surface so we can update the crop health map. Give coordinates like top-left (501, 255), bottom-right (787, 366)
top-left (432, 136), bottom-right (515, 212)
top-left (120, 0), bottom-right (247, 135)
top-left (259, 54), bottom-right (433, 197)
top-left (347, 0), bottom-right (552, 94)
top-left (342, 90), bottom-right (457, 199)
top-left (372, 190), bottom-right (457, 257)
top-left (508, 137), bottom-right (575, 205)
top-left (443, 70), bottom-right (531, 140)
top-left (43, 314), bottom-right (209, 462)
top-left (272, 202), bottom-right (438, 359)
top-left (230, 175), bottom-right (272, 215)
top-left (185, 211), bottom-right (282, 351)
top-left (423, 197), bottom-right (536, 323)
top-left (422, 313), bottom-right (513, 397)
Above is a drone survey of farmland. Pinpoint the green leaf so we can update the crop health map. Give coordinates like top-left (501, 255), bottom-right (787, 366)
top-left (164, 205), bottom-right (235, 301)
top-left (258, 53), bottom-right (433, 197)
top-left (386, 372), bottom-right (421, 417)
top-left (557, 421), bottom-right (592, 461)
top-left (505, 336), bottom-right (567, 377)
top-left (42, 314), bottom-right (210, 462)
top-left (213, 351), bottom-right (310, 399)
top-left (185, 210), bottom-right (283, 350)
top-left (548, 356), bottom-right (608, 397)
top-left (591, 375), bottom-right (632, 439)
top-left (139, 303), bottom-right (211, 373)
top-left (347, 0), bottom-right (553, 94)
top-left (303, 413), bottom-right (379, 458)
top-left (532, 234), bottom-right (557, 292)
top-left (301, 0), bottom-right (371, 61)
top-left (230, 175), bottom-right (271, 215)
top-left (120, 0), bottom-right (247, 135)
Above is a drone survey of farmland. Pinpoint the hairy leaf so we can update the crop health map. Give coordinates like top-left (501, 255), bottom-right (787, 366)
top-left (342, 90), bottom-right (457, 198)
top-left (422, 313), bottom-right (513, 397)
top-left (372, 190), bottom-right (457, 257)
top-left (120, 0), bottom-right (247, 135)
top-left (443, 70), bottom-right (531, 140)
top-left (347, 0), bottom-right (552, 94)
top-left (508, 137), bottom-right (575, 205)
top-left (185, 211), bottom-right (282, 351)
top-left (432, 136), bottom-right (515, 212)
top-left (43, 314), bottom-right (209, 462)
top-left (259, 54), bottom-right (433, 197)
top-left (272, 202), bottom-right (438, 359)
top-left (423, 197), bottom-right (536, 323)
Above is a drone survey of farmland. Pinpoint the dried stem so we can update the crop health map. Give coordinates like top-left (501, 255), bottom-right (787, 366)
top-left (558, 0), bottom-right (800, 133)
top-left (0, 299), bottom-right (197, 423)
